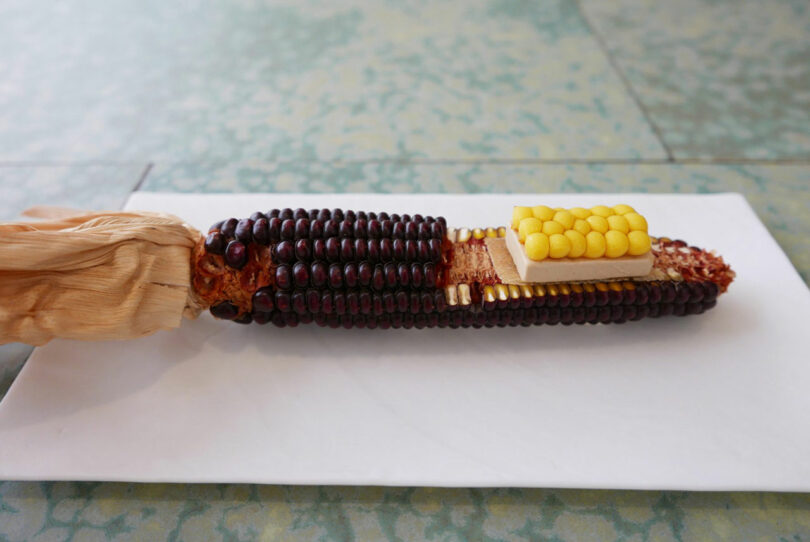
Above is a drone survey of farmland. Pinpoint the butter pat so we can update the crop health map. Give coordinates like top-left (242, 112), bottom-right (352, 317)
top-left (505, 228), bottom-right (653, 283)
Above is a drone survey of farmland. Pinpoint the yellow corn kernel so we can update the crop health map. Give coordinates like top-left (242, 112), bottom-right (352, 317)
top-left (612, 204), bottom-right (635, 215)
top-left (552, 210), bottom-right (575, 230)
top-left (585, 231), bottom-right (606, 258)
top-left (548, 233), bottom-right (571, 259)
top-left (627, 230), bottom-right (652, 255)
top-left (605, 230), bottom-right (629, 258)
top-left (485, 227), bottom-right (498, 238)
top-left (564, 230), bottom-right (587, 258)
top-left (512, 206), bottom-right (533, 230)
top-left (624, 212), bottom-right (648, 232)
top-left (570, 207), bottom-right (591, 219)
top-left (590, 205), bottom-right (614, 217)
top-left (472, 228), bottom-right (485, 239)
top-left (586, 215), bottom-right (609, 234)
top-left (573, 219), bottom-right (591, 236)
top-left (518, 217), bottom-right (543, 242)
top-left (607, 214), bottom-right (630, 234)
top-left (525, 232), bottom-right (550, 261)
top-left (532, 205), bottom-right (555, 221)
top-left (497, 226), bottom-right (507, 237)
top-left (542, 220), bottom-right (564, 236)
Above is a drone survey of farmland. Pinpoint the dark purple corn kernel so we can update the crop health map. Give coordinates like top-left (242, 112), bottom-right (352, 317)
top-left (210, 302), bottom-right (239, 320)
top-left (521, 293), bottom-right (534, 309)
top-left (378, 314), bottom-right (391, 329)
top-left (268, 217), bottom-right (282, 242)
top-left (352, 315), bottom-right (365, 329)
top-left (294, 218), bottom-right (309, 240)
top-left (328, 264), bottom-right (343, 288)
top-left (497, 311), bottom-right (510, 327)
top-left (306, 289), bottom-right (321, 313)
top-left (325, 237), bottom-right (340, 262)
top-left (384, 263), bottom-right (397, 288)
top-left (367, 239), bottom-right (380, 263)
top-left (622, 288), bottom-right (636, 305)
top-left (568, 289), bottom-right (583, 308)
top-left (347, 292), bottom-right (360, 315)
top-left (597, 307), bottom-right (611, 324)
top-left (381, 220), bottom-right (393, 238)
top-left (275, 264), bottom-right (292, 291)
top-left (321, 292), bottom-right (333, 314)
top-left (648, 304), bottom-right (661, 318)
top-left (367, 212), bottom-right (377, 221)
top-left (635, 305), bottom-right (650, 320)
top-left (354, 219), bottom-right (367, 238)
top-left (429, 313), bottom-right (441, 328)
top-left (648, 283), bottom-right (663, 304)
top-left (383, 292), bottom-right (395, 313)
top-left (437, 216), bottom-right (447, 228)
top-left (377, 212), bottom-right (389, 221)
top-left (293, 262), bottom-right (310, 288)
top-left (225, 241), bottom-right (247, 269)
top-left (611, 305), bottom-right (624, 321)
top-left (252, 218), bottom-right (270, 245)
top-left (557, 292), bottom-right (571, 308)
top-left (354, 239), bottom-right (368, 261)
top-left (372, 294), bottom-right (384, 316)
top-left (309, 219), bottom-right (324, 239)
top-left (284, 313), bottom-right (299, 327)
top-left (410, 293), bottom-right (420, 314)
top-left (220, 218), bottom-right (238, 238)
top-left (572, 308), bottom-right (586, 324)
top-left (411, 213), bottom-right (422, 223)
top-left (703, 299), bottom-right (717, 311)
top-left (314, 313), bottom-right (327, 326)
top-left (358, 262), bottom-right (373, 287)
top-left (393, 239), bottom-right (406, 262)
top-left (270, 312), bottom-right (286, 327)
top-left (485, 311), bottom-right (498, 327)
top-left (372, 265), bottom-right (385, 291)
top-left (334, 292), bottom-right (346, 314)
top-left (368, 220), bottom-right (382, 239)
top-left (249, 211), bottom-right (265, 222)
top-left (450, 312), bottom-right (463, 328)
top-left (280, 219), bottom-right (295, 241)
top-left (414, 314), bottom-right (427, 329)
top-left (356, 211), bottom-right (368, 221)
top-left (429, 239), bottom-right (442, 262)
top-left (267, 209), bottom-right (280, 219)
top-left (204, 232), bottom-right (226, 255)
top-left (686, 302), bottom-right (702, 315)
top-left (293, 208), bottom-right (308, 220)
top-left (396, 291), bottom-right (409, 312)
top-left (424, 215), bottom-right (435, 224)
top-left (439, 312), bottom-right (451, 327)
top-left (583, 307), bottom-right (597, 323)
top-left (397, 263), bottom-right (410, 287)
top-left (406, 240), bottom-right (417, 262)
top-left (234, 313), bottom-right (253, 324)
top-left (359, 291), bottom-right (372, 314)
top-left (672, 303), bottom-right (686, 317)
top-left (279, 208), bottom-right (293, 220)
top-left (410, 263), bottom-right (423, 288)
top-left (331, 208), bottom-right (344, 221)
top-left (423, 263), bottom-right (436, 288)
top-left (324, 219), bottom-right (339, 238)
top-left (317, 209), bottom-right (330, 222)
top-left (703, 282), bottom-right (719, 302)
top-left (634, 284), bottom-right (649, 305)
top-left (275, 292), bottom-right (291, 312)
top-left (252, 311), bottom-right (271, 325)
top-left (299, 313), bottom-right (314, 325)
top-left (328, 314), bottom-right (340, 328)
top-left (417, 240), bottom-right (430, 263)
top-left (312, 239), bottom-right (326, 261)
top-left (418, 222), bottom-right (431, 240)
top-left (380, 239), bottom-right (393, 262)
top-left (295, 239), bottom-right (311, 261)
top-left (687, 282), bottom-right (704, 303)
top-left (461, 312), bottom-right (474, 327)
top-left (306, 208), bottom-right (318, 220)
top-left (593, 289), bottom-right (608, 307)
top-left (209, 219), bottom-right (225, 233)
top-left (659, 303), bottom-right (674, 317)
top-left (345, 210), bottom-right (357, 222)
top-left (235, 219), bottom-right (254, 244)
top-left (252, 288), bottom-right (274, 312)
top-left (581, 289), bottom-right (595, 307)
top-left (624, 305), bottom-right (638, 320)
top-left (661, 282), bottom-right (676, 303)
top-left (367, 316), bottom-right (378, 329)
top-left (608, 288), bottom-right (623, 306)
top-left (508, 293), bottom-right (521, 310)
top-left (340, 238), bottom-right (354, 262)
top-left (344, 263), bottom-right (359, 288)
top-left (339, 220), bottom-right (353, 238)
top-left (545, 292), bottom-right (559, 308)
top-left (430, 222), bottom-right (444, 240)
top-left (392, 221), bottom-right (405, 240)
top-left (675, 283), bottom-right (691, 304)
top-left (405, 221), bottom-right (418, 240)
top-left (292, 291), bottom-right (307, 314)
top-left (390, 213), bottom-right (401, 223)
top-left (275, 240), bottom-right (294, 264)
top-left (421, 292), bottom-right (434, 313)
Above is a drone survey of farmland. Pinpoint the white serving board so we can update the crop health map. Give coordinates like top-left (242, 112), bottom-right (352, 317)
top-left (1, 193), bottom-right (809, 491)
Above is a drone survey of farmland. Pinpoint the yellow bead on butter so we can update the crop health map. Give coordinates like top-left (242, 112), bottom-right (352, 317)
top-left (531, 205), bottom-right (555, 221)
top-left (518, 217), bottom-right (543, 242)
top-left (590, 205), bottom-right (614, 218)
top-left (542, 220), bottom-right (564, 236)
top-left (607, 214), bottom-right (630, 234)
top-left (570, 207), bottom-right (591, 219)
top-left (605, 230), bottom-right (629, 258)
top-left (573, 219), bottom-right (591, 236)
top-left (584, 232), bottom-right (606, 259)
top-left (525, 232), bottom-right (550, 261)
top-left (612, 204), bottom-right (635, 215)
top-left (586, 215), bottom-right (609, 234)
top-left (628, 231), bottom-right (651, 255)
top-left (564, 230), bottom-right (587, 258)
top-left (548, 233), bottom-right (571, 259)
top-left (512, 206), bottom-right (533, 230)
top-left (624, 212), bottom-right (648, 232)
top-left (552, 210), bottom-right (575, 230)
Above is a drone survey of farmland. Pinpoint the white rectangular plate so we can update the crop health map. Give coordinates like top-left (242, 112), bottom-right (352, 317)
top-left (1, 193), bottom-right (809, 490)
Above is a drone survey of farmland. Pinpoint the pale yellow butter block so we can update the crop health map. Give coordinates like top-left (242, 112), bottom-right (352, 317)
top-left (504, 228), bottom-right (654, 283)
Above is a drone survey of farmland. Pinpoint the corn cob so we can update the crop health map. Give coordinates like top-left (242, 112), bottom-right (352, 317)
top-left (196, 207), bottom-right (734, 328)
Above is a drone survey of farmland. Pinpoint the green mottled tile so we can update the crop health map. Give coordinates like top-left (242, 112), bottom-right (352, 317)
top-left (581, 0), bottom-right (810, 159)
top-left (142, 162), bottom-right (810, 282)
top-left (0, 0), bottom-right (664, 161)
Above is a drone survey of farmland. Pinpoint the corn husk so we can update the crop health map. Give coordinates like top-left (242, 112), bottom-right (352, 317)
top-left (0, 209), bottom-right (203, 346)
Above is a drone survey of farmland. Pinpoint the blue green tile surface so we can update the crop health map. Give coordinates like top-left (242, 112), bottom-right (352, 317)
top-left (0, 0), bottom-right (664, 162)
top-left (581, 0), bottom-right (810, 159)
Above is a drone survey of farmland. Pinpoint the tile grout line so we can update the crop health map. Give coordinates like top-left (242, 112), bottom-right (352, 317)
top-left (574, 0), bottom-right (675, 162)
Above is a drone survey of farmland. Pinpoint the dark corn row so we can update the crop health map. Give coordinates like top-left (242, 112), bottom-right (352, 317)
top-left (251, 287), bottom-right (448, 315)
top-left (272, 238), bottom-right (443, 265)
top-left (241, 298), bottom-right (718, 328)
top-left (271, 261), bottom-right (439, 292)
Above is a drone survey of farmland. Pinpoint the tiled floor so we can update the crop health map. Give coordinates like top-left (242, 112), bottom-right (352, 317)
top-left (1, 0), bottom-right (809, 540)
